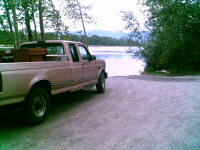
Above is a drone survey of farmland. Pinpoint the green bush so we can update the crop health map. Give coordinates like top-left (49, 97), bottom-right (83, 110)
top-left (143, 0), bottom-right (200, 73)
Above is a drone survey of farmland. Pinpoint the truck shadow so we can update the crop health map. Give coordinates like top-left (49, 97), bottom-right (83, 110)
top-left (49, 89), bottom-right (97, 119)
top-left (0, 89), bottom-right (97, 129)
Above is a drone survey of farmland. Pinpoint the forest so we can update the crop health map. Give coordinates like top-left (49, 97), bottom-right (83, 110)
top-left (122, 0), bottom-right (200, 73)
top-left (141, 0), bottom-right (200, 73)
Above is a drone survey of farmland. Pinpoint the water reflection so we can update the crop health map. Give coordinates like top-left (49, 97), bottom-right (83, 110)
top-left (89, 46), bottom-right (145, 76)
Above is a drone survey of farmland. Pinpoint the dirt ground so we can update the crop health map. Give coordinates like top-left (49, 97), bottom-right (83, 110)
top-left (0, 75), bottom-right (200, 150)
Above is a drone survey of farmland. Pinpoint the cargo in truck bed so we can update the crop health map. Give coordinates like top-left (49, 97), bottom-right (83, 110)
top-left (0, 48), bottom-right (46, 63)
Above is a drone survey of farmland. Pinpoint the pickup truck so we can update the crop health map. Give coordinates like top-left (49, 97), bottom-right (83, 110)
top-left (0, 40), bottom-right (107, 124)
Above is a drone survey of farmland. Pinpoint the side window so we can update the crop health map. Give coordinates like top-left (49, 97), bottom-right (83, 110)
top-left (69, 44), bottom-right (79, 62)
top-left (46, 45), bottom-right (64, 55)
top-left (79, 45), bottom-right (91, 60)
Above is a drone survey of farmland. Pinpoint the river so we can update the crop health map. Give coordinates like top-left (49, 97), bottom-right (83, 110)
top-left (89, 46), bottom-right (145, 76)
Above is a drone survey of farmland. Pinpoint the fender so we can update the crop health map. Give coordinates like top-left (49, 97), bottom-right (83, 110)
top-left (25, 78), bottom-right (52, 100)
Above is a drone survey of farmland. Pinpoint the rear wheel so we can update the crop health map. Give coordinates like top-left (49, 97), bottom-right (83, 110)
top-left (25, 88), bottom-right (50, 125)
top-left (96, 73), bottom-right (106, 93)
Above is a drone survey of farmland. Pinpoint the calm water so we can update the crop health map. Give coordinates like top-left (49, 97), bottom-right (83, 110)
top-left (89, 46), bottom-right (145, 76)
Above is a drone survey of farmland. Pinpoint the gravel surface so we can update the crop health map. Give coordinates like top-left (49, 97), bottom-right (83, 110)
top-left (0, 75), bottom-right (200, 150)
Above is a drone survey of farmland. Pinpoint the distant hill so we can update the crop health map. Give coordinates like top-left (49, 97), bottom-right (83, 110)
top-left (71, 29), bottom-right (150, 41)
top-left (87, 30), bottom-right (127, 39)
top-left (72, 30), bottom-right (127, 39)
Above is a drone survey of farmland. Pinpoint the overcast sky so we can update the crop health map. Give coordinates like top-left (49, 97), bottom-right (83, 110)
top-left (54, 0), bottom-right (147, 32)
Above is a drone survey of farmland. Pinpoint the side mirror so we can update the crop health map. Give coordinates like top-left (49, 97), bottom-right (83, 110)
top-left (92, 55), bottom-right (96, 60)
top-left (88, 55), bottom-right (96, 61)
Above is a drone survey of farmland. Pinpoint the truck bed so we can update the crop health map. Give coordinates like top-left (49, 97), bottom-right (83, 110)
top-left (0, 61), bottom-right (70, 72)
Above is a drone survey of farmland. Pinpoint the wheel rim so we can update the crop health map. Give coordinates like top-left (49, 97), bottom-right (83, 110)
top-left (33, 95), bottom-right (46, 117)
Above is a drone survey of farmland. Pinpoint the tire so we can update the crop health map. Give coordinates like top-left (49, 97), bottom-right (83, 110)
top-left (96, 73), bottom-right (106, 93)
top-left (25, 88), bottom-right (50, 125)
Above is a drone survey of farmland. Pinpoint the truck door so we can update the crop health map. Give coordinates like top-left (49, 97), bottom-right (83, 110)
top-left (78, 45), bottom-right (98, 82)
top-left (68, 43), bottom-right (84, 85)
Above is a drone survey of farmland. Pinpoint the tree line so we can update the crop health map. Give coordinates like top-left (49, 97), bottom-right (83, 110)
top-left (123, 0), bottom-right (200, 73)
top-left (0, 29), bottom-right (138, 46)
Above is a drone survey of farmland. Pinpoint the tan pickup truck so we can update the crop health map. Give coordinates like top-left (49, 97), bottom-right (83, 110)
top-left (0, 40), bottom-right (107, 124)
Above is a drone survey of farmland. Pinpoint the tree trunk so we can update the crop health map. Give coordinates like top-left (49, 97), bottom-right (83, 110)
top-left (24, 8), bottom-right (33, 41)
top-left (31, 0), bottom-right (38, 40)
top-left (38, 0), bottom-right (45, 41)
top-left (77, 0), bottom-right (88, 46)
top-left (2, 0), bottom-right (15, 48)
top-left (32, 14), bottom-right (38, 41)
top-left (11, 0), bottom-right (20, 49)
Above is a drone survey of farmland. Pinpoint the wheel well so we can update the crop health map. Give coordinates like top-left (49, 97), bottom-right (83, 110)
top-left (27, 80), bottom-right (52, 99)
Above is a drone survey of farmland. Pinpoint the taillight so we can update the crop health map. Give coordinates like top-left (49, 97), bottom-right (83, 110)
top-left (0, 73), bottom-right (2, 92)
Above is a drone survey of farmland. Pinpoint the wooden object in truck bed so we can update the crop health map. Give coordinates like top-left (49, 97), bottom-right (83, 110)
top-left (26, 48), bottom-right (46, 62)
top-left (0, 48), bottom-right (47, 62)
top-left (12, 49), bottom-right (30, 62)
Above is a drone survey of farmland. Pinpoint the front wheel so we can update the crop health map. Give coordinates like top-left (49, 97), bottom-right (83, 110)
top-left (96, 73), bottom-right (106, 93)
top-left (25, 88), bottom-right (50, 125)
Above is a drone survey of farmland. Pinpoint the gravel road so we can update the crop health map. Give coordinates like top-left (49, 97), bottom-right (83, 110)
top-left (0, 75), bottom-right (200, 150)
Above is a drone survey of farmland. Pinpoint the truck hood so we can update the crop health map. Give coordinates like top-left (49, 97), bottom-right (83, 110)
top-left (95, 58), bottom-right (106, 67)
top-left (96, 58), bottom-right (105, 63)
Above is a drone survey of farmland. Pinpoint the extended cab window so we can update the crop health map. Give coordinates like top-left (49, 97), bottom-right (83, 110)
top-left (79, 45), bottom-right (92, 60)
top-left (69, 44), bottom-right (79, 62)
